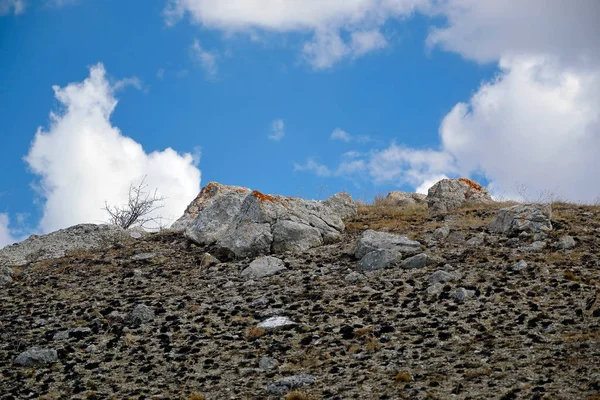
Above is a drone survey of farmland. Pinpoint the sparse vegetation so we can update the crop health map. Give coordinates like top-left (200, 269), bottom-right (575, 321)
top-left (103, 176), bottom-right (166, 230)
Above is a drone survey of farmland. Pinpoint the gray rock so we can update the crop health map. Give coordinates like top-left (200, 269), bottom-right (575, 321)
top-left (0, 265), bottom-right (13, 286)
top-left (322, 192), bottom-right (358, 219)
top-left (130, 252), bottom-right (155, 261)
top-left (520, 240), bottom-right (547, 252)
top-left (258, 357), bottom-right (279, 370)
top-left (427, 178), bottom-right (493, 213)
top-left (429, 270), bottom-right (458, 285)
top-left (446, 231), bottom-right (466, 244)
top-left (427, 283), bottom-right (444, 296)
top-left (357, 249), bottom-right (401, 271)
top-left (199, 252), bottom-right (220, 267)
top-left (510, 260), bottom-right (529, 272)
top-left (0, 224), bottom-right (130, 267)
top-left (355, 230), bottom-right (420, 259)
top-left (267, 374), bottom-right (317, 394)
top-left (385, 191), bottom-right (427, 207)
top-left (454, 287), bottom-right (475, 302)
top-left (344, 271), bottom-right (365, 283)
top-left (241, 256), bottom-right (286, 280)
top-left (257, 316), bottom-right (296, 331)
top-left (183, 183), bottom-right (354, 258)
top-left (129, 304), bottom-right (155, 325)
top-left (401, 253), bottom-right (428, 269)
top-left (433, 225), bottom-right (450, 241)
top-left (271, 220), bottom-right (322, 253)
top-left (466, 234), bottom-right (485, 247)
top-left (14, 347), bottom-right (58, 366)
top-left (171, 182), bottom-right (252, 231)
top-left (533, 232), bottom-right (548, 241)
top-left (489, 204), bottom-right (552, 234)
top-left (555, 235), bottom-right (576, 250)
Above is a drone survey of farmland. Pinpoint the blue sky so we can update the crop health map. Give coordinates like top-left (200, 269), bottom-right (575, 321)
top-left (1, 0), bottom-right (599, 245)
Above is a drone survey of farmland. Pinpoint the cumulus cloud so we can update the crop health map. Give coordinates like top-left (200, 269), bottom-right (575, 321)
top-left (268, 119), bottom-right (285, 141)
top-left (331, 128), bottom-right (351, 142)
top-left (165, 0), bottom-right (425, 68)
top-left (0, 214), bottom-right (17, 249)
top-left (0, 0), bottom-right (24, 15)
top-left (190, 39), bottom-right (218, 78)
top-left (293, 158), bottom-right (331, 177)
top-left (24, 63), bottom-right (201, 233)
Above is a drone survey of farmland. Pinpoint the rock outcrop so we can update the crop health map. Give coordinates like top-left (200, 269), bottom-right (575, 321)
top-left (0, 224), bottom-right (131, 267)
top-left (427, 178), bottom-right (493, 213)
top-left (385, 191), bottom-right (426, 207)
top-left (489, 204), bottom-right (552, 234)
top-left (180, 182), bottom-right (357, 258)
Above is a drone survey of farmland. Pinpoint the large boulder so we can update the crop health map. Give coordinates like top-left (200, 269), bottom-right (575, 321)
top-left (171, 182), bottom-right (251, 232)
top-left (427, 178), bottom-right (493, 213)
top-left (0, 224), bottom-right (131, 267)
top-left (354, 230), bottom-right (421, 259)
top-left (180, 183), bottom-right (357, 258)
top-left (385, 191), bottom-right (426, 207)
top-left (489, 204), bottom-right (552, 234)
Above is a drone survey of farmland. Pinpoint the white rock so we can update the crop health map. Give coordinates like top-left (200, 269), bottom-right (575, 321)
top-left (257, 316), bottom-right (296, 331)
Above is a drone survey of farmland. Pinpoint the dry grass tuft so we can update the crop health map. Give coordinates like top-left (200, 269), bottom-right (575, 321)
top-left (395, 372), bottom-right (413, 383)
top-left (189, 394), bottom-right (206, 400)
top-left (245, 327), bottom-right (266, 339)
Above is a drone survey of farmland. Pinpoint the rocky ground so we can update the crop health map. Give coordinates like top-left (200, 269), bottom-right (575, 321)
top-left (1, 202), bottom-right (600, 399)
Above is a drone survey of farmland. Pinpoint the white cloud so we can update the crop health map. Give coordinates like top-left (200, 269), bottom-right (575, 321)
top-left (440, 56), bottom-right (600, 202)
top-left (166, 0), bottom-right (425, 68)
top-left (268, 119), bottom-right (285, 141)
top-left (24, 63), bottom-right (202, 233)
top-left (426, 0), bottom-right (600, 70)
top-left (0, 0), bottom-right (24, 15)
top-left (156, 68), bottom-right (165, 79)
top-left (0, 214), bottom-right (17, 249)
top-left (331, 128), bottom-right (351, 142)
top-left (294, 158), bottom-right (331, 177)
top-left (190, 39), bottom-right (218, 78)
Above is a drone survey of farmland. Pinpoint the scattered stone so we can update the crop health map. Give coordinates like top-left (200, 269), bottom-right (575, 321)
top-left (355, 230), bottom-right (420, 259)
top-left (129, 304), bottom-right (155, 325)
top-left (489, 204), bottom-right (552, 234)
top-left (510, 260), bottom-right (529, 272)
top-left (257, 316), bottom-right (296, 332)
top-left (241, 256), bottom-right (286, 280)
top-left (0, 265), bottom-right (13, 286)
top-left (53, 327), bottom-right (92, 341)
top-left (14, 347), bottom-right (58, 366)
top-left (433, 225), bottom-right (450, 241)
top-left (520, 241), bottom-right (547, 252)
top-left (0, 224), bottom-right (130, 267)
top-left (258, 357), bottom-right (279, 371)
top-left (130, 252), bottom-right (156, 261)
top-left (357, 249), bottom-right (400, 271)
top-left (427, 178), bottom-right (493, 213)
top-left (344, 271), bottom-right (365, 283)
top-left (401, 253), bottom-right (428, 270)
top-left (385, 191), bottom-right (427, 207)
top-left (555, 235), bottom-right (576, 250)
top-left (454, 287), bottom-right (475, 302)
top-left (427, 283), bottom-right (444, 296)
top-left (200, 252), bottom-right (220, 267)
top-left (429, 270), bottom-right (458, 285)
top-left (533, 232), bottom-right (548, 241)
top-left (267, 374), bottom-right (317, 394)
top-left (183, 182), bottom-right (355, 258)
top-left (466, 234), bottom-right (485, 247)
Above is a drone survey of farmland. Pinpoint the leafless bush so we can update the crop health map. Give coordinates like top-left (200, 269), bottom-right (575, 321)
top-left (103, 177), bottom-right (166, 230)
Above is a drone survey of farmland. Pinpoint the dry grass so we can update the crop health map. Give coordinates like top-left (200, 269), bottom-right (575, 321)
top-left (245, 327), bottom-right (266, 340)
top-left (464, 368), bottom-right (493, 379)
top-left (285, 391), bottom-right (317, 400)
top-left (189, 394), bottom-right (206, 400)
top-left (395, 372), bottom-right (413, 383)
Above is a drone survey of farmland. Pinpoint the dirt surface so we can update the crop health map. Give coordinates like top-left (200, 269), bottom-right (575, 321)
top-left (1, 203), bottom-right (600, 399)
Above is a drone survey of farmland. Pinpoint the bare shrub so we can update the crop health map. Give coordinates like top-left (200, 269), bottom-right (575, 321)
top-left (103, 176), bottom-right (166, 230)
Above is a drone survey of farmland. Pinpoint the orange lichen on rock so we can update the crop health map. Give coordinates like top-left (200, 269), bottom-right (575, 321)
top-left (252, 190), bottom-right (277, 203)
top-left (458, 178), bottom-right (483, 192)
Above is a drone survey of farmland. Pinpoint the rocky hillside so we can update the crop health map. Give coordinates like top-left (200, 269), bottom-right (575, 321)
top-left (1, 181), bottom-right (600, 400)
